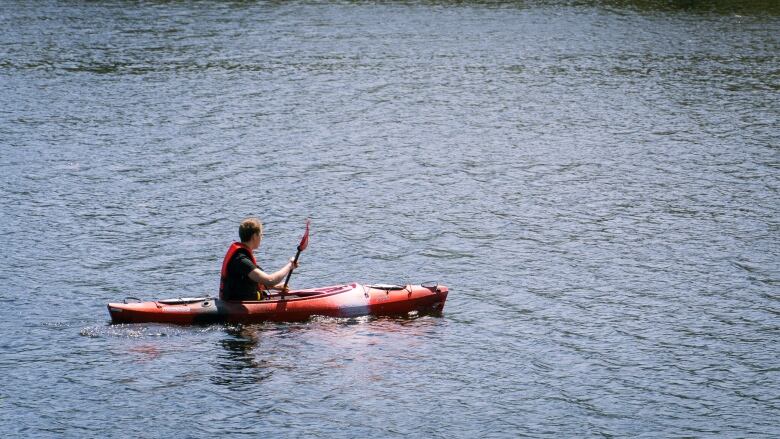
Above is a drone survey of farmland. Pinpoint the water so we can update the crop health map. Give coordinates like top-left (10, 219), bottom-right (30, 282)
top-left (1, 1), bottom-right (778, 437)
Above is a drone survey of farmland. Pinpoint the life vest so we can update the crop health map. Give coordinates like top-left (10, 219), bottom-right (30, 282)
top-left (219, 242), bottom-right (258, 300)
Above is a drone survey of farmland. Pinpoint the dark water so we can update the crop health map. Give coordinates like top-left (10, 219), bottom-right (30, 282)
top-left (1, 1), bottom-right (778, 437)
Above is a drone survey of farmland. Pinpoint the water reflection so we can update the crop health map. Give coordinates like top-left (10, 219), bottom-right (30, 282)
top-left (340, 0), bottom-right (780, 14)
top-left (211, 326), bottom-right (272, 389)
top-left (128, 345), bottom-right (163, 363)
top-left (598, 0), bottom-right (780, 14)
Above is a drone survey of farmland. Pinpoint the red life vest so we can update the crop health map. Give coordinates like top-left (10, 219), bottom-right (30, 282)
top-left (219, 242), bottom-right (258, 300)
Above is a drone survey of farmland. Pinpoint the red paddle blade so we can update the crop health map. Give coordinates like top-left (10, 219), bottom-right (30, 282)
top-left (298, 219), bottom-right (310, 251)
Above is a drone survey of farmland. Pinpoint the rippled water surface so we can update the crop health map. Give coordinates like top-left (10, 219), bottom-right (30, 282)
top-left (1, 1), bottom-right (778, 437)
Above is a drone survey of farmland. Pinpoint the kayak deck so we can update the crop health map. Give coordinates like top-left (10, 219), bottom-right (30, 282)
top-left (108, 283), bottom-right (448, 325)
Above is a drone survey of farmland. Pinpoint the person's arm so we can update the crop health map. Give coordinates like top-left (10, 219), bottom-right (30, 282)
top-left (268, 282), bottom-right (290, 291)
top-left (248, 258), bottom-right (299, 289)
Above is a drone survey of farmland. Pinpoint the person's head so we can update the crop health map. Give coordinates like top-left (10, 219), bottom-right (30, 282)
top-left (239, 218), bottom-right (263, 249)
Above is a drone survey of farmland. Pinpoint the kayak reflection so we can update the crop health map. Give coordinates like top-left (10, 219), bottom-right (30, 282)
top-left (211, 326), bottom-right (272, 388)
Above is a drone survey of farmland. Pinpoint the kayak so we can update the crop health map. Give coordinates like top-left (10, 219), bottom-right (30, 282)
top-left (107, 282), bottom-right (448, 325)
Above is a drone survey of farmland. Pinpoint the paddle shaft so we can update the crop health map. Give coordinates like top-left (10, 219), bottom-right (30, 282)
top-left (282, 247), bottom-right (302, 291)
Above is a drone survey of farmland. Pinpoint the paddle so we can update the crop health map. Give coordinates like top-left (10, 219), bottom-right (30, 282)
top-left (281, 219), bottom-right (310, 297)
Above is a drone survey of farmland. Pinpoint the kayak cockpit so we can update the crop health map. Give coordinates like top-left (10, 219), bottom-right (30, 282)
top-left (148, 284), bottom-right (357, 305)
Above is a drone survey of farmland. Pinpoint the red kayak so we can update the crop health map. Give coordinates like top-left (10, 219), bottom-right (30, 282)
top-left (107, 282), bottom-right (448, 324)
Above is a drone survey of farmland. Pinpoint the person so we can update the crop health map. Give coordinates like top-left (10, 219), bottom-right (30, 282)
top-left (219, 218), bottom-right (299, 301)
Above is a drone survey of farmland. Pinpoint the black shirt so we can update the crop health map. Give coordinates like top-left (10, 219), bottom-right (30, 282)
top-left (223, 252), bottom-right (262, 301)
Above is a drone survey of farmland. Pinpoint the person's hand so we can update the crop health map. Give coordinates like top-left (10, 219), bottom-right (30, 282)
top-left (289, 257), bottom-right (300, 269)
top-left (279, 285), bottom-right (290, 295)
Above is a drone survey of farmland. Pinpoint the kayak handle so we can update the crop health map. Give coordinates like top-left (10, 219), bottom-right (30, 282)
top-left (123, 297), bottom-right (142, 304)
top-left (421, 281), bottom-right (438, 289)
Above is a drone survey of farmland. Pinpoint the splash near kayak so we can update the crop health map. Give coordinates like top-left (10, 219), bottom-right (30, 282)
top-left (107, 283), bottom-right (448, 325)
